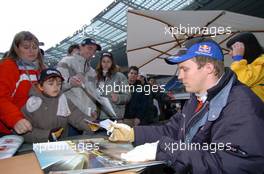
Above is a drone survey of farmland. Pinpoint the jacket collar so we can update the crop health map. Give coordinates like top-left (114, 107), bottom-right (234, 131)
top-left (189, 68), bottom-right (235, 102)
top-left (206, 67), bottom-right (235, 101)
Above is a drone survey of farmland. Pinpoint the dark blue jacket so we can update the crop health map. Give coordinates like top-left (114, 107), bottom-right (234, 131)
top-left (134, 68), bottom-right (264, 173)
top-left (124, 81), bottom-right (158, 124)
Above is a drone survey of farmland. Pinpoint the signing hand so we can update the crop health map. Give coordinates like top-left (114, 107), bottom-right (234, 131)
top-left (69, 74), bottom-right (85, 87)
top-left (109, 123), bottom-right (134, 142)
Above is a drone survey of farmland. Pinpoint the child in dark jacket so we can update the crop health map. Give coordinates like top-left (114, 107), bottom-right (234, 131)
top-left (22, 68), bottom-right (95, 143)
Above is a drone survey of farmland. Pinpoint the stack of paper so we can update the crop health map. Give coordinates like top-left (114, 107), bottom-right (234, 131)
top-left (0, 135), bottom-right (24, 159)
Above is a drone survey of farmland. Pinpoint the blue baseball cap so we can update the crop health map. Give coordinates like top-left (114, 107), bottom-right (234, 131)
top-left (81, 38), bottom-right (101, 51)
top-left (165, 38), bottom-right (224, 64)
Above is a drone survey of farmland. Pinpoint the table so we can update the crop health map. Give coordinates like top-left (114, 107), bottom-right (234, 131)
top-left (0, 153), bottom-right (43, 174)
top-left (0, 135), bottom-right (143, 174)
top-left (0, 152), bottom-right (144, 174)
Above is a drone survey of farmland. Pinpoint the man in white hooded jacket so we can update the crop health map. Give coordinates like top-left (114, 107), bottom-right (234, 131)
top-left (57, 38), bottom-right (101, 118)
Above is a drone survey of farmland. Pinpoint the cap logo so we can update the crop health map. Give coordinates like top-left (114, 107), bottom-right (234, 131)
top-left (47, 70), bottom-right (60, 75)
top-left (198, 44), bottom-right (211, 54)
top-left (103, 53), bottom-right (112, 57)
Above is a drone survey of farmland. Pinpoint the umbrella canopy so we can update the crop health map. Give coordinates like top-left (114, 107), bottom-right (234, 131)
top-left (127, 10), bottom-right (264, 75)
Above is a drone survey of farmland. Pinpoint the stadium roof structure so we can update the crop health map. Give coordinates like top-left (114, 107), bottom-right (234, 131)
top-left (44, 0), bottom-right (264, 68)
top-left (45, 0), bottom-right (196, 61)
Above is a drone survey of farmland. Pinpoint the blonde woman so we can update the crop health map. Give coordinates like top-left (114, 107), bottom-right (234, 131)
top-left (0, 31), bottom-right (45, 135)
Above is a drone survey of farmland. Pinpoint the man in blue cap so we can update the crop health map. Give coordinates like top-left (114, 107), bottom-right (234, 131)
top-left (108, 37), bottom-right (264, 173)
top-left (57, 38), bottom-right (101, 135)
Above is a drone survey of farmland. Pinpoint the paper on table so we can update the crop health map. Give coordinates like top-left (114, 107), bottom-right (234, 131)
top-left (99, 119), bottom-right (114, 130)
top-left (84, 119), bottom-right (100, 126)
top-left (0, 135), bottom-right (24, 159)
top-left (81, 83), bottom-right (117, 118)
top-left (33, 141), bottom-right (78, 169)
top-left (33, 138), bottom-right (165, 174)
top-left (84, 119), bottom-right (114, 131)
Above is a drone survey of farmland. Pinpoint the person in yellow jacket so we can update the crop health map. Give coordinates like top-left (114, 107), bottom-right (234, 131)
top-left (227, 32), bottom-right (264, 101)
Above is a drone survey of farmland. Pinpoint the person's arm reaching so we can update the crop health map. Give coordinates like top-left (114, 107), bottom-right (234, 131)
top-left (230, 42), bottom-right (264, 87)
top-left (231, 58), bottom-right (264, 87)
top-left (67, 99), bottom-right (98, 132)
top-left (130, 93), bottom-right (264, 173)
top-left (109, 112), bottom-right (182, 144)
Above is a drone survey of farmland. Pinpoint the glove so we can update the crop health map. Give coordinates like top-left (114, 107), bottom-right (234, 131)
top-left (121, 141), bottom-right (159, 162)
top-left (49, 127), bottom-right (64, 141)
top-left (231, 42), bottom-right (244, 61)
top-left (108, 123), bottom-right (134, 142)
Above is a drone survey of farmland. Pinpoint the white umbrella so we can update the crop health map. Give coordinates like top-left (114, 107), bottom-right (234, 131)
top-left (127, 10), bottom-right (264, 75)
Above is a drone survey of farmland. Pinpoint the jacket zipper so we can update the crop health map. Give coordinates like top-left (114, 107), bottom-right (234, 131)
top-left (182, 113), bottom-right (186, 142)
top-left (183, 101), bottom-right (209, 141)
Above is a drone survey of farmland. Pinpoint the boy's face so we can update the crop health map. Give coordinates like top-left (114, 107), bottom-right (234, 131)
top-left (40, 77), bottom-right (62, 97)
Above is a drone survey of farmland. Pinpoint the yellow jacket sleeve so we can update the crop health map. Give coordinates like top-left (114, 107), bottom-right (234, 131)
top-left (231, 55), bottom-right (264, 87)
